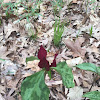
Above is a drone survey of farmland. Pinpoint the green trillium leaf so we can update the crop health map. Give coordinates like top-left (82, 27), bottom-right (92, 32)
top-left (52, 61), bottom-right (75, 88)
top-left (75, 63), bottom-right (100, 75)
top-left (21, 70), bottom-right (50, 100)
top-left (83, 91), bottom-right (100, 100)
top-left (47, 69), bottom-right (52, 80)
top-left (97, 67), bottom-right (100, 75)
top-left (26, 56), bottom-right (39, 63)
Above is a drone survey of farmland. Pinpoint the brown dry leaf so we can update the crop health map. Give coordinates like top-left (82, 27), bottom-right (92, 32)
top-left (7, 79), bottom-right (19, 89)
top-left (6, 96), bottom-right (15, 100)
top-left (91, 45), bottom-right (99, 53)
top-left (3, 0), bottom-right (11, 3)
top-left (47, 52), bottom-right (55, 57)
top-left (6, 70), bottom-right (21, 89)
top-left (72, 0), bottom-right (77, 3)
top-left (0, 46), bottom-right (7, 58)
top-left (25, 60), bottom-right (41, 72)
top-left (22, 73), bottom-right (33, 78)
top-left (91, 86), bottom-right (100, 91)
top-left (74, 75), bottom-right (82, 86)
top-left (82, 80), bottom-right (90, 88)
top-left (66, 57), bottom-right (83, 67)
top-left (73, 71), bottom-right (83, 86)
top-left (63, 37), bottom-right (86, 58)
top-left (0, 85), bottom-right (5, 94)
top-left (83, 71), bottom-right (94, 84)
top-left (46, 80), bottom-right (62, 87)
top-left (4, 23), bottom-right (19, 39)
top-left (67, 86), bottom-right (83, 100)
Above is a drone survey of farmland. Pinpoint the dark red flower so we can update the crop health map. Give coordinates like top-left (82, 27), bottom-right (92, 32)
top-left (38, 45), bottom-right (57, 71)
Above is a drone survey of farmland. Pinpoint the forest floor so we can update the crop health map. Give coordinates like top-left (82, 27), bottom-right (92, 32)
top-left (0, 0), bottom-right (100, 100)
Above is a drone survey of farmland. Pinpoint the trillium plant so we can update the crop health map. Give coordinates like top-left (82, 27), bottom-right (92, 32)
top-left (21, 46), bottom-right (100, 100)
top-left (21, 45), bottom-right (75, 100)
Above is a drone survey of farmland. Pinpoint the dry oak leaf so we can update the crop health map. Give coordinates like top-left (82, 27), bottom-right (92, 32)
top-left (25, 60), bottom-right (40, 72)
top-left (67, 86), bottom-right (83, 100)
top-left (64, 37), bottom-right (86, 58)
top-left (66, 57), bottom-right (83, 67)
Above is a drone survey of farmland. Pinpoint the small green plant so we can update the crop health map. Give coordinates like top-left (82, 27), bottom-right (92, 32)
top-left (0, 19), bottom-right (1, 26)
top-left (50, 0), bottom-right (64, 15)
top-left (19, 1), bottom-right (42, 23)
top-left (89, 26), bottom-right (93, 36)
top-left (76, 29), bottom-right (81, 38)
top-left (1, 0), bottom-right (42, 22)
top-left (75, 63), bottom-right (100, 100)
top-left (30, 31), bottom-right (37, 41)
top-left (21, 46), bottom-right (100, 100)
top-left (53, 19), bottom-right (64, 46)
top-left (21, 45), bottom-right (75, 100)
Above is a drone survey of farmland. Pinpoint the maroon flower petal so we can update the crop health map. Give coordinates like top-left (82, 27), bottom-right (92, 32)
top-left (38, 45), bottom-right (47, 60)
top-left (50, 54), bottom-right (58, 67)
top-left (38, 57), bottom-right (50, 71)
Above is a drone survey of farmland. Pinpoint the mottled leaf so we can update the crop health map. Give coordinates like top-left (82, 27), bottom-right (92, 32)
top-left (26, 56), bottom-right (39, 63)
top-left (83, 91), bottom-right (100, 100)
top-left (21, 70), bottom-right (50, 100)
top-left (52, 62), bottom-right (75, 88)
top-left (75, 63), bottom-right (100, 75)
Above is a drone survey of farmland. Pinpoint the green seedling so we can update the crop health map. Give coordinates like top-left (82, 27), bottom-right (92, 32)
top-left (50, 0), bottom-right (64, 16)
top-left (29, 29), bottom-right (37, 41)
top-left (53, 19), bottom-right (64, 46)
top-left (89, 26), bottom-right (93, 36)
top-left (75, 63), bottom-right (100, 100)
top-left (1, 0), bottom-right (42, 22)
top-left (0, 19), bottom-right (1, 26)
top-left (76, 29), bottom-right (80, 38)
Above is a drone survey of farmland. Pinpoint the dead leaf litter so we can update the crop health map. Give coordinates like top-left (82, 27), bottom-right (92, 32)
top-left (0, 0), bottom-right (100, 100)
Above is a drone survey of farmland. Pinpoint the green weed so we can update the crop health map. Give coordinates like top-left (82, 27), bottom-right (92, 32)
top-left (29, 29), bottom-right (37, 40)
top-left (53, 19), bottom-right (64, 46)
top-left (89, 26), bottom-right (93, 36)
top-left (50, 0), bottom-right (64, 16)
top-left (0, 19), bottom-right (1, 26)
top-left (1, 0), bottom-right (42, 22)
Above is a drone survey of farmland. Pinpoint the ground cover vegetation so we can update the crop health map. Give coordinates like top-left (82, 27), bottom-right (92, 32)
top-left (0, 0), bottom-right (100, 100)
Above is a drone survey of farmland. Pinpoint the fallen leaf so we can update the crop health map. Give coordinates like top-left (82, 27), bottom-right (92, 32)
top-left (91, 86), bottom-right (100, 91)
top-left (74, 75), bottom-right (82, 86)
top-left (63, 37), bottom-right (86, 58)
top-left (0, 85), bottom-right (5, 94)
top-left (25, 60), bottom-right (40, 72)
top-left (0, 94), bottom-right (5, 100)
top-left (67, 86), bottom-right (83, 100)
top-left (45, 80), bottom-right (62, 87)
top-left (72, 0), bottom-right (77, 3)
top-left (86, 45), bottom-right (100, 54)
top-left (66, 57), bottom-right (83, 67)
